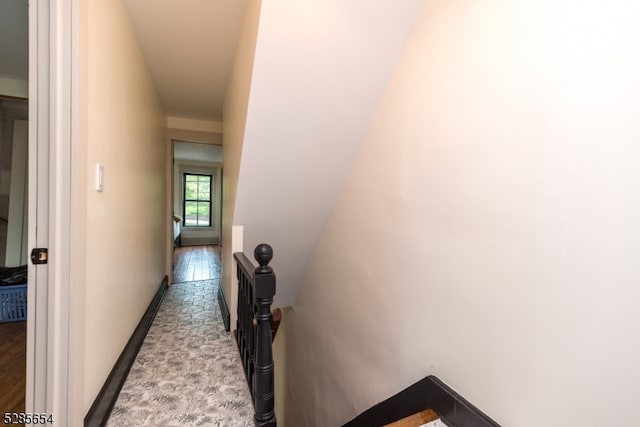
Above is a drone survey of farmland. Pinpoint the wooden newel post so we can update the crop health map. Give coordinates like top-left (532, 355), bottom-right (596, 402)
top-left (253, 244), bottom-right (276, 427)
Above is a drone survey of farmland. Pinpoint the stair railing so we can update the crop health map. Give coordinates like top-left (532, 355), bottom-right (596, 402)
top-left (234, 243), bottom-right (277, 427)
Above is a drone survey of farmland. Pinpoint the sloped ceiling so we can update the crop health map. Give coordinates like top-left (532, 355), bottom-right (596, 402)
top-left (235, 0), bottom-right (424, 306)
top-left (123, 0), bottom-right (247, 121)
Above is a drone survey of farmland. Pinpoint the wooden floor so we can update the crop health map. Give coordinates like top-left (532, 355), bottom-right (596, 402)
top-left (172, 245), bottom-right (221, 283)
top-left (0, 320), bottom-right (26, 416)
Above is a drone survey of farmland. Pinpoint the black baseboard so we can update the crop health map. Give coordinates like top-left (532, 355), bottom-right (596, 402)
top-left (218, 284), bottom-right (230, 331)
top-left (343, 375), bottom-right (500, 427)
top-left (84, 276), bottom-right (168, 427)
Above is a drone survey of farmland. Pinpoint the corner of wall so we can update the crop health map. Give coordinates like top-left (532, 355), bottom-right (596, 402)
top-left (221, 0), bottom-right (262, 320)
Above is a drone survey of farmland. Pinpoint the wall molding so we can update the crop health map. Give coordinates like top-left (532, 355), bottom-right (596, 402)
top-left (343, 375), bottom-right (500, 427)
top-left (84, 276), bottom-right (168, 427)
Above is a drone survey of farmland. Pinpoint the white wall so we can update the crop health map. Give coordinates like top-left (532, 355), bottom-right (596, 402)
top-left (284, 1), bottom-right (640, 425)
top-left (167, 116), bottom-right (223, 134)
top-left (222, 0), bottom-right (262, 326)
top-left (78, 0), bottom-right (166, 411)
top-left (5, 119), bottom-right (28, 266)
top-left (0, 99), bottom-right (28, 265)
top-left (233, 0), bottom-right (422, 307)
top-left (0, 76), bottom-right (28, 99)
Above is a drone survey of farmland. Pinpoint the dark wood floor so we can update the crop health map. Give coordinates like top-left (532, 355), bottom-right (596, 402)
top-left (0, 320), bottom-right (26, 416)
top-left (173, 245), bottom-right (221, 283)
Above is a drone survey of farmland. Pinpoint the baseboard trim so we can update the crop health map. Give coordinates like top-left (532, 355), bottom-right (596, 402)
top-left (218, 284), bottom-right (230, 331)
top-left (84, 276), bottom-right (168, 427)
top-left (343, 375), bottom-right (500, 427)
top-left (180, 236), bottom-right (219, 246)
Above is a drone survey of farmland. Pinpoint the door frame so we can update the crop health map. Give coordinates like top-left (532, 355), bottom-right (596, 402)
top-left (165, 131), bottom-right (224, 282)
top-left (27, 0), bottom-right (79, 424)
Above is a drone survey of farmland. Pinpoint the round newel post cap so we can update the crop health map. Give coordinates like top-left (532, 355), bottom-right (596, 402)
top-left (254, 243), bottom-right (273, 274)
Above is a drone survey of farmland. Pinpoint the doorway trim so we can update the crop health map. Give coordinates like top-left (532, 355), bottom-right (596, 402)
top-left (165, 128), bottom-right (223, 284)
top-left (27, 0), bottom-right (79, 424)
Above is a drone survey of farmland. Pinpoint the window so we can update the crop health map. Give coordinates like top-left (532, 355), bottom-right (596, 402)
top-left (183, 173), bottom-right (212, 227)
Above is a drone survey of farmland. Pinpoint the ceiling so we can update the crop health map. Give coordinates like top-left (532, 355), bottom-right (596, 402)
top-left (1, 0), bottom-right (245, 122)
top-left (123, 0), bottom-right (247, 121)
top-left (0, 0), bottom-right (28, 81)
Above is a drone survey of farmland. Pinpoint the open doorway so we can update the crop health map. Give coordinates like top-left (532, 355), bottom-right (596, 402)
top-left (172, 140), bottom-right (222, 283)
top-left (0, 97), bottom-right (28, 416)
top-left (0, 0), bottom-right (29, 417)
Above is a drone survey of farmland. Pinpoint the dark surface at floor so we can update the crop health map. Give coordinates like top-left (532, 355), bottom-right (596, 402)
top-left (0, 320), bottom-right (26, 416)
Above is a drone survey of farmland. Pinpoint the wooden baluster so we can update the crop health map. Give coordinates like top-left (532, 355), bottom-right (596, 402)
top-left (245, 275), bottom-right (252, 380)
top-left (236, 262), bottom-right (250, 378)
top-left (247, 274), bottom-right (255, 389)
top-left (252, 244), bottom-right (277, 427)
top-left (234, 263), bottom-right (241, 349)
top-left (241, 273), bottom-right (248, 373)
top-left (236, 263), bottom-right (245, 370)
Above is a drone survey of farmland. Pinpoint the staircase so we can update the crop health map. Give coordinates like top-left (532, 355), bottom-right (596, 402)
top-left (343, 375), bottom-right (500, 427)
top-left (384, 409), bottom-right (443, 427)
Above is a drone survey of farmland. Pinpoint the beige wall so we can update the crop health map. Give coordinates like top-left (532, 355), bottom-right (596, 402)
top-left (78, 0), bottom-right (166, 411)
top-left (0, 99), bottom-right (28, 266)
top-left (284, 1), bottom-right (640, 426)
top-left (233, 0), bottom-right (422, 308)
top-left (221, 0), bottom-right (261, 323)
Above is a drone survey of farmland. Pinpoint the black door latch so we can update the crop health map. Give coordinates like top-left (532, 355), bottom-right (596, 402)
top-left (31, 248), bottom-right (48, 265)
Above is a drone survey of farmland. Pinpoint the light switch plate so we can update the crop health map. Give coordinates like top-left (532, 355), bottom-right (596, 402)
top-left (96, 164), bottom-right (104, 192)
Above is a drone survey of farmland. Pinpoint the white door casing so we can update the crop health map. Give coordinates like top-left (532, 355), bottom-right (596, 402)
top-left (27, 0), bottom-right (78, 424)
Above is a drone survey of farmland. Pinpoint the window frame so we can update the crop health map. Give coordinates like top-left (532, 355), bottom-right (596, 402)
top-left (182, 172), bottom-right (213, 227)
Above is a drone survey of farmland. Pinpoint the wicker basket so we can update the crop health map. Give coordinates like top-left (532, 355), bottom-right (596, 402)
top-left (0, 283), bottom-right (27, 322)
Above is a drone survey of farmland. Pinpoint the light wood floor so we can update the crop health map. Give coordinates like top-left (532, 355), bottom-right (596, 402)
top-left (0, 320), bottom-right (26, 416)
top-left (384, 409), bottom-right (440, 426)
top-left (172, 245), bottom-right (221, 283)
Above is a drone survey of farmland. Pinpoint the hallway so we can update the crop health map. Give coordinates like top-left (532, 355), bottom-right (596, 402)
top-left (107, 246), bottom-right (254, 426)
